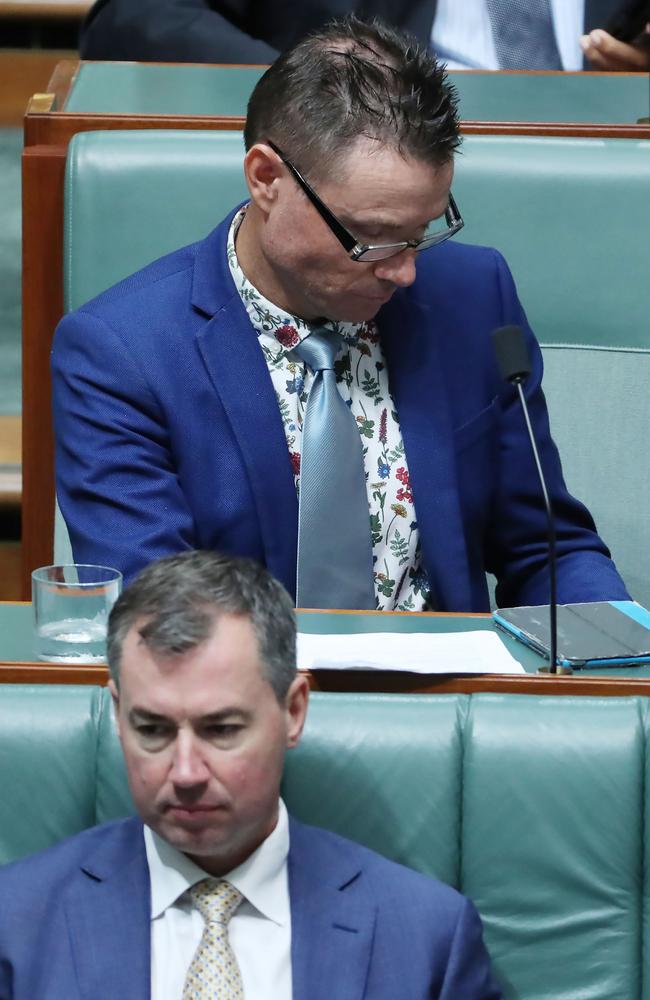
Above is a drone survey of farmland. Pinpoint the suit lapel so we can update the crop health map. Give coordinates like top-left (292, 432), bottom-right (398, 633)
top-left (289, 821), bottom-right (376, 1000)
top-left (64, 819), bottom-right (150, 1000)
top-left (379, 292), bottom-right (473, 611)
top-left (191, 218), bottom-right (299, 596)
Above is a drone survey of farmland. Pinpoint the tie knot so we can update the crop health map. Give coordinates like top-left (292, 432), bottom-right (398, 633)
top-left (190, 878), bottom-right (243, 926)
top-left (293, 327), bottom-right (343, 373)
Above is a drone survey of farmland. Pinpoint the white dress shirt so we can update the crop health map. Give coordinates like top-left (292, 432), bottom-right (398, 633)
top-left (431, 0), bottom-right (585, 70)
top-left (146, 799), bottom-right (292, 1000)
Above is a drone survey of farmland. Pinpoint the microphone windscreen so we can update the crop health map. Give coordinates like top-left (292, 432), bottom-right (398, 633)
top-left (492, 325), bottom-right (532, 383)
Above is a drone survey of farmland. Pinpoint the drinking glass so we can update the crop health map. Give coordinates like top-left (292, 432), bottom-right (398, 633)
top-left (32, 564), bottom-right (123, 663)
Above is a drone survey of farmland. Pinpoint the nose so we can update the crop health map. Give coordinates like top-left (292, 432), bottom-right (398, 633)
top-left (373, 247), bottom-right (417, 288)
top-left (169, 730), bottom-right (210, 788)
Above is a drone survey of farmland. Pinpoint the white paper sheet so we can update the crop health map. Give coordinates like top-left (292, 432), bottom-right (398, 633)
top-left (297, 629), bottom-right (524, 675)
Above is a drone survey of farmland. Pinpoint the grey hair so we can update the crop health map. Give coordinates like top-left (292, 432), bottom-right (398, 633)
top-left (106, 551), bottom-right (297, 702)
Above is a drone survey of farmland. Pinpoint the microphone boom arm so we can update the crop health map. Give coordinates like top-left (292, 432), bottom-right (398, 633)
top-left (513, 379), bottom-right (559, 674)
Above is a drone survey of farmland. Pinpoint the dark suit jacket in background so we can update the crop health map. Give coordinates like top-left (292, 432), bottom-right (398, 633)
top-left (0, 816), bottom-right (502, 999)
top-left (51, 207), bottom-right (630, 610)
top-left (79, 0), bottom-right (633, 65)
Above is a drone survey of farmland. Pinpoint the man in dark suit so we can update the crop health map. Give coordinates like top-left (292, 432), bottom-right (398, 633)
top-left (53, 17), bottom-right (630, 610)
top-left (0, 550), bottom-right (503, 999)
top-left (80, 0), bottom-right (650, 69)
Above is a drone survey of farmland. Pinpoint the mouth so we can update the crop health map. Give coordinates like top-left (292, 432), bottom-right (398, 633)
top-left (365, 289), bottom-right (395, 304)
top-left (165, 804), bottom-right (223, 822)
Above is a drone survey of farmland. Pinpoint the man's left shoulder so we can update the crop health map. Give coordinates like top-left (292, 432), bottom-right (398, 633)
top-left (289, 817), bottom-right (464, 914)
top-left (288, 819), bottom-right (503, 997)
top-left (415, 239), bottom-right (508, 289)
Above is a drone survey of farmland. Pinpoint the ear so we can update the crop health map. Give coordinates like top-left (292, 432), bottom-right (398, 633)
top-left (244, 143), bottom-right (285, 214)
top-left (108, 678), bottom-right (122, 738)
top-left (284, 674), bottom-right (310, 749)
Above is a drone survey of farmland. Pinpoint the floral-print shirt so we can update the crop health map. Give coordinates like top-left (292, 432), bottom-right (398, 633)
top-left (228, 210), bottom-right (432, 611)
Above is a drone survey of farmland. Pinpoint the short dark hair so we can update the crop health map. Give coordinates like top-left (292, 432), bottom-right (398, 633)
top-left (106, 551), bottom-right (296, 702)
top-left (244, 15), bottom-right (460, 180)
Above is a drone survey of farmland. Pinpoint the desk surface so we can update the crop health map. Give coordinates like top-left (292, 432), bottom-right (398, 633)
top-left (5, 602), bottom-right (650, 695)
top-left (59, 64), bottom-right (650, 125)
top-left (0, 601), bottom-right (534, 662)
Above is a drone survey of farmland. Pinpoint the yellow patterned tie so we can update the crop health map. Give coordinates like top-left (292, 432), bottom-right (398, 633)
top-left (182, 878), bottom-right (244, 999)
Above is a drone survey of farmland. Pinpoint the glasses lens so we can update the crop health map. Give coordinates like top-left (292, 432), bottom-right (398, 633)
top-left (352, 209), bottom-right (464, 262)
top-left (354, 244), bottom-right (409, 263)
top-left (417, 217), bottom-right (464, 251)
top-left (417, 230), bottom-right (455, 251)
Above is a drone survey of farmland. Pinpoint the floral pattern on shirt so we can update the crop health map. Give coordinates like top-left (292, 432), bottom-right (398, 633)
top-left (227, 210), bottom-right (432, 610)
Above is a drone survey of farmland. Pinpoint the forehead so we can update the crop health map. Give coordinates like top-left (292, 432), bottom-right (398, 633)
top-left (118, 613), bottom-right (269, 713)
top-left (315, 137), bottom-right (453, 221)
top-left (324, 136), bottom-right (451, 187)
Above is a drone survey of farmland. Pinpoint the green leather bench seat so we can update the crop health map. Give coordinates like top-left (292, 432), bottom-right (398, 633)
top-left (454, 134), bottom-right (650, 349)
top-left (63, 130), bottom-right (249, 312)
top-left (62, 63), bottom-right (650, 126)
top-left (452, 134), bottom-right (650, 607)
top-left (0, 686), bottom-right (648, 999)
top-left (65, 130), bottom-right (650, 342)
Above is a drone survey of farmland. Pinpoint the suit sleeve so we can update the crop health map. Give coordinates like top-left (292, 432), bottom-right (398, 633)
top-left (80, 0), bottom-right (280, 63)
top-left (438, 898), bottom-right (503, 1000)
top-left (51, 309), bottom-right (196, 583)
top-left (485, 249), bottom-right (630, 607)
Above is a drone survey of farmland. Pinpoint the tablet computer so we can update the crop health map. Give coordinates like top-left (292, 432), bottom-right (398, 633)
top-left (493, 601), bottom-right (650, 668)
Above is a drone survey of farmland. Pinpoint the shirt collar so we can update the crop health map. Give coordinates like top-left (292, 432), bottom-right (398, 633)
top-left (227, 208), bottom-right (371, 355)
top-left (145, 798), bottom-right (291, 927)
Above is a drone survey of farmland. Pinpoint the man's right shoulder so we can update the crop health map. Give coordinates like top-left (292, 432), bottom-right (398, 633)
top-left (60, 207), bottom-right (240, 338)
top-left (75, 239), bottom-right (200, 317)
top-left (0, 817), bottom-right (141, 901)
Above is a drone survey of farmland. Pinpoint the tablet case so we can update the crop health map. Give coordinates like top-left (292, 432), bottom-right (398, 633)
top-left (493, 601), bottom-right (650, 668)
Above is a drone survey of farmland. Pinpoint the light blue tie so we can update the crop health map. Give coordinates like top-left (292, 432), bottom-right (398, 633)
top-left (486, 0), bottom-right (562, 69)
top-left (293, 328), bottom-right (375, 610)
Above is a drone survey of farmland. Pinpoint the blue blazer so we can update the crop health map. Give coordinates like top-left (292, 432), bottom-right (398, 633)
top-left (52, 208), bottom-right (629, 610)
top-left (0, 816), bottom-right (502, 999)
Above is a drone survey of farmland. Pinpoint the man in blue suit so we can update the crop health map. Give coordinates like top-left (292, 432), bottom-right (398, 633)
top-left (52, 17), bottom-right (630, 611)
top-left (0, 551), bottom-right (503, 998)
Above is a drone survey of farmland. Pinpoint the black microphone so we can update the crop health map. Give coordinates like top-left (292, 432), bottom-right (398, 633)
top-left (492, 325), bottom-right (565, 675)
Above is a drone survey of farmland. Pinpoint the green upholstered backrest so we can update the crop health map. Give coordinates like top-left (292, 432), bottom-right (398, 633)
top-left (541, 346), bottom-right (650, 606)
top-left (453, 135), bottom-right (650, 607)
top-left (64, 63), bottom-right (265, 117)
top-left (281, 693), bottom-right (464, 889)
top-left (454, 135), bottom-right (650, 349)
top-left (451, 71), bottom-right (650, 126)
top-left (63, 64), bottom-right (649, 126)
top-left (0, 686), bottom-right (105, 857)
top-left (463, 694), bottom-right (646, 1000)
top-left (64, 129), bottom-right (248, 312)
top-left (2, 685), bottom-right (650, 1000)
top-left (65, 130), bottom-right (650, 338)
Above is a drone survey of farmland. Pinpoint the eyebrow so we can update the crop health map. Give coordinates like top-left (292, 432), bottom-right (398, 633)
top-left (339, 215), bottom-right (407, 234)
top-left (128, 707), bottom-right (252, 725)
top-left (129, 708), bottom-right (168, 725)
top-left (340, 210), bottom-right (446, 237)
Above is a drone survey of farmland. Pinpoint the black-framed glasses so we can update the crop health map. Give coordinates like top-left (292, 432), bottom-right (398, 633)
top-left (267, 139), bottom-right (464, 263)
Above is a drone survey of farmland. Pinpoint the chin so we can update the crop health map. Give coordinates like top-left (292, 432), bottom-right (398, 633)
top-left (326, 302), bottom-right (382, 324)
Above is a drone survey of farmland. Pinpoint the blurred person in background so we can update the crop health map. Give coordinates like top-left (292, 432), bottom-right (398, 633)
top-left (80, 0), bottom-right (650, 71)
